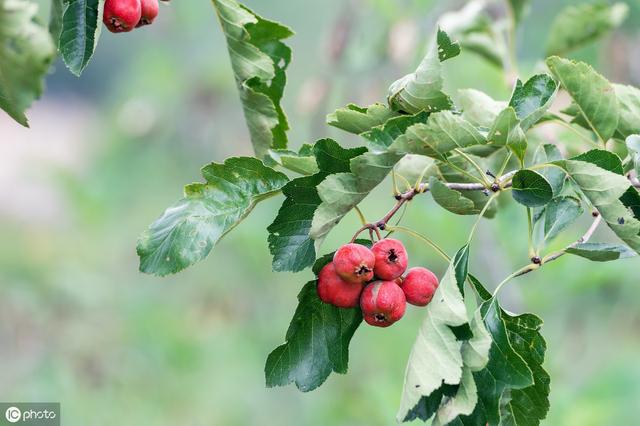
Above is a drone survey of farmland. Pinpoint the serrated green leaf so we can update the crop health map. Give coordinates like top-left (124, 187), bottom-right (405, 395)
top-left (546, 2), bottom-right (628, 57)
top-left (429, 177), bottom-right (479, 215)
top-left (137, 157), bottom-right (288, 276)
top-left (212, 0), bottom-right (293, 158)
top-left (533, 144), bottom-right (565, 196)
top-left (615, 85), bottom-right (640, 138)
top-left (542, 196), bottom-right (584, 243)
top-left (361, 112), bottom-right (427, 152)
top-left (512, 170), bottom-right (553, 207)
top-left (398, 246), bottom-right (490, 422)
top-left (310, 150), bottom-right (403, 246)
top-left (500, 312), bottom-right (551, 426)
top-left (508, 74), bottom-right (557, 130)
top-left (0, 0), bottom-right (56, 126)
top-left (453, 275), bottom-right (548, 426)
top-left (458, 88), bottom-right (505, 128)
top-left (265, 253), bottom-right (362, 392)
top-left (268, 145), bottom-right (319, 175)
top-left (394, 154), bottom-right (435, 186)
top-left (267, 139), bottom-right (365, 272)
top-left (572, 149), bottom-right (624, 174)
top-left (387, 28), bottom-right (459, 114)
top-left (552, 157), bottom-right (640, 253)
top-left (391, 111), bottom-right (487, 160)
top-left (437, 27), bottom-right (461, 61)
top-left (327, 103), bottom-right (397, 135)
top-left (546, 57), bottom-right (619, 143)
top-left (49, 0), bottom-right (64, 42)
top-left (488, 107), bottom-right (527, 163)
top-left (566, 242), bottom-right (637, 262)
top-left (59, 0), bottom-right (103, 76)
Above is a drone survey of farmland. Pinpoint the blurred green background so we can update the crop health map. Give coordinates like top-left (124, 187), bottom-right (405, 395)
top-left (1, 0), bottom-right (640, 424)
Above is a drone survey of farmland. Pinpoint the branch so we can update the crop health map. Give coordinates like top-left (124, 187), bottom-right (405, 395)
top-left (513, 213), bottom-right (602, 278)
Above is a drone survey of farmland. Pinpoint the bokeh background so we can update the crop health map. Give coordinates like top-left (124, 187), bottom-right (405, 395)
top-left (2, 0), bottom-right (640, 424)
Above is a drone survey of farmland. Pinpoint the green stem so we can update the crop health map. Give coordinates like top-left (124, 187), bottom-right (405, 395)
top-left (526, 207), bottom-right (535, 257)
top-left (386, 225), bottom-right (450, 263)
top-left (353, 206), bottom-right (367, 226)
top-left (454, 149), bottom-right (491, 185)
top-left (492, 263), bottom-right (540, 298)
top-left (467, 193), bottom-right (499, 243)
top-left (446, 159), bottom-right (487, 186)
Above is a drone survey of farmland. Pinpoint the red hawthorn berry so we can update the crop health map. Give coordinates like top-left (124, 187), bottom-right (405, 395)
top-left (317, 263), bottom-right (364, 308)
top-left (104, 0), bottom-right (142, 33)
top-left (333, 243), bottom-right (375, 283)
top-left (360, 280), bottom-right (406, 327)
top-left (371, 239), bottom-right (408, 280)
top-left (400, 267), bottom-right (439, 306)
top-left (136, 0), bottom-right (160, 27)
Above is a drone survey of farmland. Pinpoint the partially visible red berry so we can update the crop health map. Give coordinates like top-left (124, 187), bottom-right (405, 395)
top-left (333, 243), bottom-right (375, 283)
top-left (136, 0), bottom-right (159, 27)
top-left (371, 239), bottom-right (408, 280)
top-left (360, 280), bottom-right (406, 327)
top-left (104, 0), bottom-right (142, 33)
top-left (400, 267), bottom-right (439, 306)
top-left (317, 263), bottom-right (364, 308)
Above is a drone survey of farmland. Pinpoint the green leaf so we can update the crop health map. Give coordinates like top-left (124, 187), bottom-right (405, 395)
top-left (398, 246), bottom-right (491, 422)
top-left (268, 145), bottom-right (319, 175)
top-left (440, 3), bottom-right (506, 68)
top-left (566, 242), bottom-right (637, 262)
top-left (458, 89), bottom-right (505, 128)
top-left (387, 28), bottom-right (459, 114)
top-left (546, 2), bottom-right (628, 57)
top-left (310, 150), bottom-right (403, 246)
top-left (391, 111), bottom-right (487, 160)
top-left (511, 170), bottom-right (553, 207)
top-left (59, 0), bottom-right (104, 76)
top-left (429, 177), bottom-right (480, 215)
top-left (454, 276), bottom-right (549, 426)
top-left (0, 0), bottom-right (56, 126)
top-left (552, 157), bottom-right (640, 254)
top-left (394, 154), bottom-right (435, 186)
top-left (488, 107), bottom-right (527, 163)
top-left (533, 144), bottom-right (565, 196)
top-left (267, 140), bottom-right (365, 272)
top-left (626, 135), bottom-right (640, 177)
top-left (138, 157), bottom-right (289, 276)
top-left (327, 103), bottom-right (397, 135)
top-left (615, 85), bottom-right (640, 138)
top-left (499, 312), bottom-right (551, 425)
top-left (508, 74), bottom-right (557, 130)
top-left (212, 0), bottom-right (293, 158)
top-left (572, 149), bottom-right (623, 175)
top-left (49, 0), bottom-right (64, 42)
top-left (546, 56), bottom-right (619, 144)
top-left (542, 196), bottom-right (584, 243)
top-left (507, 0), bottom-right (531, 25)
top-left (265, 254), bottom-right (362, 392)
top-left (361, 112), bottom-right (428, 152)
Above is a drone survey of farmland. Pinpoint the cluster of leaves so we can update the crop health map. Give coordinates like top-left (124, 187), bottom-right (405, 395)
top-left (4, 0), bottom-right (640, 424)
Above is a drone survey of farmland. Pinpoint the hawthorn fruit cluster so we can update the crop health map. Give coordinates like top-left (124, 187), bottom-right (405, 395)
top-left (318, 239), bottom-right (439, 327)
top-left (103, 0), bottom-right (161, 33)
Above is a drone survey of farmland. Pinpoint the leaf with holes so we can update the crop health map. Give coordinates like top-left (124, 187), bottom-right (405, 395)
top-left (327, 103), bottom-right (398, 135)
